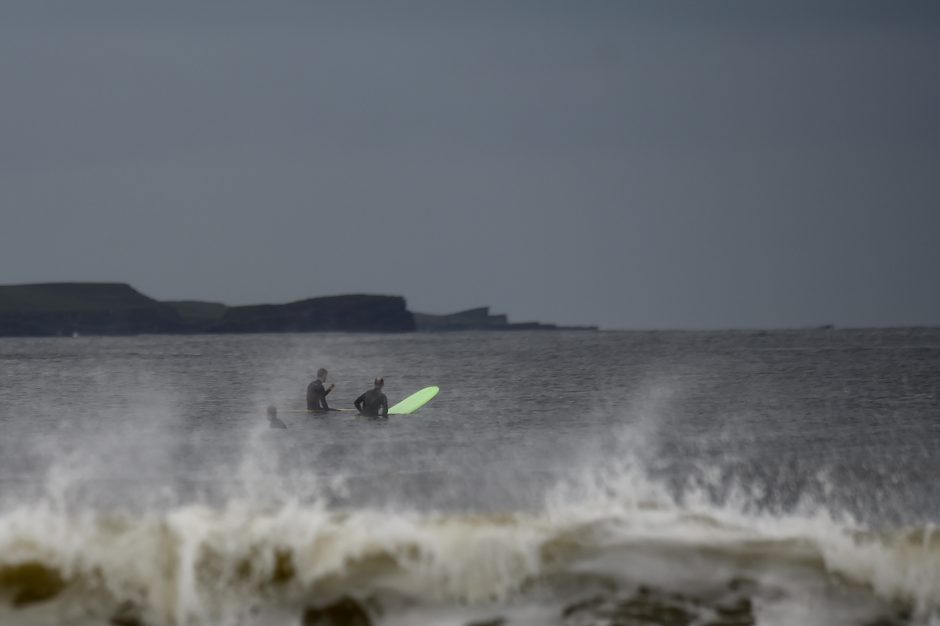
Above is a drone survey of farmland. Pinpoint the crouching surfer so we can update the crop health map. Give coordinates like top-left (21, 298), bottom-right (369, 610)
top-left (355, 377), bottom-right (388, 418)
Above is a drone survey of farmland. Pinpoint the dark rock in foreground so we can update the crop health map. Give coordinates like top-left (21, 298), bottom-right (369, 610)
top-left (303, 597), bottom-right (373, 626)
top-left (561, 585), bottom-right (754, 626)
top-left (0, 561), bottom-right (67, 607)
top-left (465, 619), bottom-right (506, 626)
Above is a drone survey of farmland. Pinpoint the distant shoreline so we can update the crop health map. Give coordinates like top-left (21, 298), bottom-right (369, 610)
top-left (0, 282), bottom-right (598, 337)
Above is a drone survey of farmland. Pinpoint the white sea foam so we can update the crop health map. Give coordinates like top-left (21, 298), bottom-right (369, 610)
top-left (1, 457), bottom-right (938, 626)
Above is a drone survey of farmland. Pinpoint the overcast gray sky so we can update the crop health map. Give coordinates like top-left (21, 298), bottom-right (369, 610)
top-left (1, 1), bottom-right (938, 329)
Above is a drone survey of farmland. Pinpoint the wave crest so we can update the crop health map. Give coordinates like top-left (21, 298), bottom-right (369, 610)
top-left (0, 499), bottom-right (937, 625)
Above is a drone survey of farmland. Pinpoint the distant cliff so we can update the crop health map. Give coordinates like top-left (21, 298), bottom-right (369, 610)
top-left (201, 295), bottom-right (414, 333)
top-left (0, 284), bottom-right (414, 336)
top-left (414, 306), bottom-right (597, 332)
top-left (0, 283), bottom-right (588, 337)
top-left (0, 283), bottom-right (185, 336)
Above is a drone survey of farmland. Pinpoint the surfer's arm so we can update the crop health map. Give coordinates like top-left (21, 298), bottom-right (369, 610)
top-left (379, 396), bottom-right (388, 418)
top-left (324, 384), bottom-right (334, 396)
top-left (354, 393), bottom-right (365, 412)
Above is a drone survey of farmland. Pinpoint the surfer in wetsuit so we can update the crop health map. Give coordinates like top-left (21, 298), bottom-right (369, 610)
top-left (267, 405), bottom-right (287, 429)
top-left (306, 368), bottom-right (335, 413)
top-left (355, 377), bottom-right (388, 418)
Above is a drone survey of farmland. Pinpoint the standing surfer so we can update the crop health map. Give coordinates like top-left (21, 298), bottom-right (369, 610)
top-left (306, 368), bottom-right (335, 413)
top-left (355, 377), bottom-right (389, 418)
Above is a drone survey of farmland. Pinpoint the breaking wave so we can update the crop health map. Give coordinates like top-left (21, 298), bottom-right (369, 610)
top-left (1, 464), bottom-right (937, 626)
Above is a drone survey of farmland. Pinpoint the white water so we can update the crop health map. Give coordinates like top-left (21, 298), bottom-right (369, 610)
top-left (1, 439), bottom-right (938, 626)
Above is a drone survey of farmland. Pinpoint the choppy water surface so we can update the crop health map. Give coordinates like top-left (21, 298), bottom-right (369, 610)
top-left (0, 329), bottom-right (938, 626)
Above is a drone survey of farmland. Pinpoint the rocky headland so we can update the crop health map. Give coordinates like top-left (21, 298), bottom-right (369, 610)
top-left (0, 283), bottom-right (596, 337)
top-left (413, 306), bottom-right (597, 331)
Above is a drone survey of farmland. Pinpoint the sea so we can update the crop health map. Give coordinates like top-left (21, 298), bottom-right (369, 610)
top-left (0, 329), bottom-right (939, 626)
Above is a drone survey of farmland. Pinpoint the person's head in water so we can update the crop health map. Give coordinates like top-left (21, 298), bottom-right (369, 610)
top-left (317, 368), bottom-right (328, 382)
top-left (266, 405), bottom-right (286, 429)
top-left (374, 377), bottom-right (384, 389)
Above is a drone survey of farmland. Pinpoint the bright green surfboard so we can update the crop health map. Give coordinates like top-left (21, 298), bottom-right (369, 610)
top-left (388, 386), bottom-right (440, 415)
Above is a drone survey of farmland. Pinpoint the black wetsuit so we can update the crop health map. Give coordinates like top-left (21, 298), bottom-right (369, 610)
top-left (306, 379), bottom-right (331, 412)
top-left (354, 388), bottom-right (388, 418)
top-left (268, 415), bottom-right (287, 429)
